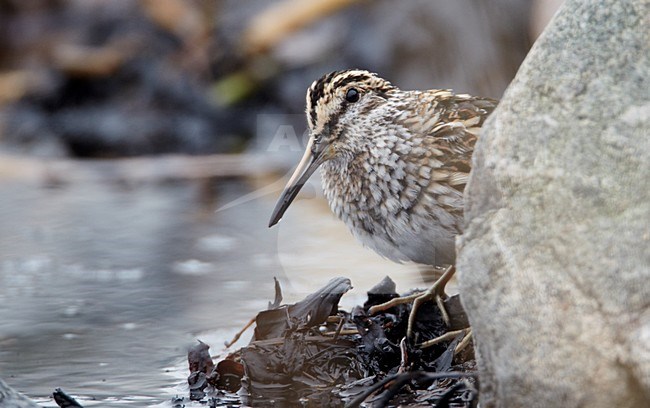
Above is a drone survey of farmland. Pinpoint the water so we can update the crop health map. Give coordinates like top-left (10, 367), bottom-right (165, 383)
top-left (0, 173), bottom-right (419, 406)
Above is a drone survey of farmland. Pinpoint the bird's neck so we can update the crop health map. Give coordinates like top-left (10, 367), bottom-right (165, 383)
top-left (320, 132), bottom-right (411, 226)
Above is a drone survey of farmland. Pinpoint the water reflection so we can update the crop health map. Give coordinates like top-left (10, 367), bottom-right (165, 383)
top-left (0, 177), bottom-right (418, 406)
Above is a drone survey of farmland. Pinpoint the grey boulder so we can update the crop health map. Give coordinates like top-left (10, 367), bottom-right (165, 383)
top-left (457, 0), bottom-right (650, 407)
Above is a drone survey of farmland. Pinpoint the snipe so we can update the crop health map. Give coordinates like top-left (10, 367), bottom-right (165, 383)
top-left (269, 69), bottom-right (497, 339)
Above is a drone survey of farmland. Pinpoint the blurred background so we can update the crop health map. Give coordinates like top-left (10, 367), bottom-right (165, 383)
top-left (0, 0), bottom-right (562, 406)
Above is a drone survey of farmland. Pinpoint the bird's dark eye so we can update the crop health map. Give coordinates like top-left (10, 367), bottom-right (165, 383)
top-left (345, 88), bottom-right (360, 103)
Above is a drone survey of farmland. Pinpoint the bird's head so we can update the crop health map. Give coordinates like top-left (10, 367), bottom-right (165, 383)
top-left (269, 69), bottom-right (395, 227)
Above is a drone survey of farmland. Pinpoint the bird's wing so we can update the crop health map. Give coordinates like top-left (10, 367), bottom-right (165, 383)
top-left (398, 92), bottom-right (497, 189)
top-left (394, 92), bottom-right (498, 219)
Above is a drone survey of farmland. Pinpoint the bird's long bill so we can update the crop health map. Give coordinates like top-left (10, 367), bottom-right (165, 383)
top-left (268, 138), bottom-right (324, 227)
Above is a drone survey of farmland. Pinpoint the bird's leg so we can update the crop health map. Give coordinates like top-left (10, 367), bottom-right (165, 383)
top-left (368, 265), bottom-right (457, 339)
top-left (367, 292), bottom-right (422, 315)
top-left (407, 265), bottom-right (456, 338)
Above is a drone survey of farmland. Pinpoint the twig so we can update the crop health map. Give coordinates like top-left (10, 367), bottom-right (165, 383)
top-left (224, 317), bottom-right (256, 348)
top-left (454, 329), bottom-right (473, 354)
top-left (419, 328), bottom-right (470, 349)
top-left (332, 316), bottom-right (345, 342)
top-left (344, 371), bottom-right (477, 408)
top-left (322, 328), bottom-right (358, 337)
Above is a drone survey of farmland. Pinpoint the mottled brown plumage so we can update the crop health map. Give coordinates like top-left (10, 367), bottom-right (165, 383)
top-left (269, 69), bottom-right (497, 333)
